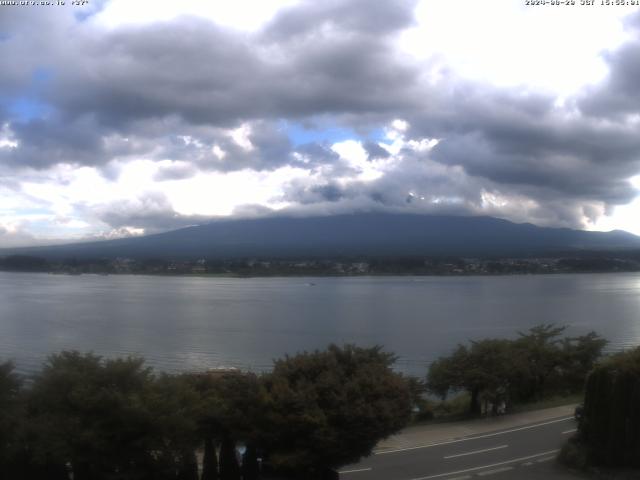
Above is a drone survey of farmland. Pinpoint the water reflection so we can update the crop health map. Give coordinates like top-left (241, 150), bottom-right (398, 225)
top-left (1, 272), bottom-right (639, 376)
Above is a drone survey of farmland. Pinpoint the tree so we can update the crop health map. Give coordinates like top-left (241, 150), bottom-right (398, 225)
top-left (466, 339), bottom-right (514, 414)
top-left (148, 373), bottom-right (202, 479)
top-left (219, 437), bottom-right (241, 480)
top-left (579, 347), bottom-right (640, 468)
top-left (188, 370), bottom-right (263, 480)
top-left (260, 344), bottom-right (411, 477)
top-left (427, 325), bottom-right (607, 414)
top-left (201, 436), bottom-right (219, 480)
top-left (427, 345), bottom-right (468, 400)
top-left (511, 324), bottom-right (568, 401)
top-left (176, 450), bottom-right (199, 480)
top-left (27, 351), bottom-right (200, 480)
top-left (560, 332), bottom-right (607, 393)
top-left (0, 361), bottom-right (24, 477)
top-left (427, 340), bottom-right (513, 415)
top-left (241, 443), bottom-right (260, 480)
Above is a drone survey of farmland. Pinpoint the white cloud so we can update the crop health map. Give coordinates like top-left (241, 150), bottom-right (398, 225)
top-left (593, 175), bottom-right (640, 235)
top-left (400, 0), bottom-right (637, 96)
top-left (593, 198), bottom-right (640, 235)
top-left (0, 124), bottom-right (18, 149)
top-left (228, 124), bottom-right (254, 152)
top-left (165, 167), bottom-right (298, 216)
top-left (9, 160), bottom-right (305, 239)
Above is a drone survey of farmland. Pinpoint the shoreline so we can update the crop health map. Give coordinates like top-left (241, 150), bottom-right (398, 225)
top-left (2, 269), bottom-right (640, 279)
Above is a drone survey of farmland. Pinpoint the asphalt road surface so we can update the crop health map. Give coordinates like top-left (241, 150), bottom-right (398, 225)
top-left (339, 416), bottom-right (578, 480)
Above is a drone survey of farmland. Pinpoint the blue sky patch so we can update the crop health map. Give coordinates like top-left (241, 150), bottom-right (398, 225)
top-left (282, 121), bottom-right (388, 147)
top-left (1, 67), bottom-right (54, 122)
top-left (7, 97), bottom-right (53, 122)
top-left (32, 67), bottom-right (54, 84)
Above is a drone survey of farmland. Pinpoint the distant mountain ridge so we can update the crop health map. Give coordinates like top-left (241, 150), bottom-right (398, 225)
top-left (3, 213), bottom-right (640, 260)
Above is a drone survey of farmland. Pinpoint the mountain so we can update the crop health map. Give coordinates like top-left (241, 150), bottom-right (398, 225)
top-left (4, 213), bottom-right (640, 260)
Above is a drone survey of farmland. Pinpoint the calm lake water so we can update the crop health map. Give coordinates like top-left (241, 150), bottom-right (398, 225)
top-left (1, 272), bottom-right (639, 376)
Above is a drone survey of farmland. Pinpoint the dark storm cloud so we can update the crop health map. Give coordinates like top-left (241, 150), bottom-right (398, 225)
top-left (149, 124), bottom-right (293, 173)
top-left (149, 122), bottom-right (344, 173)
top-left (403, 82), bottom-right (640, 213)
top-left (0, 8), bottom-right (73, 94)
top-left (313, 183), bottom-right (345, 202)
top-left (57, 19), bottom-right (270, 128)
top-left (291, 142), bottom-right (348, 172)
top-left (284, 181), bottom-right (348, 204)
top-left (281, 147), bottom-right (481, 213)
top-left (48, 0), bottom-right (420, 129)
top-left (0, 115), bottom-right (107, 168)
top-left (269, 34), bottom-right (418, 118)
top-left (429, 127), bottom-right (639, 204)
top-left (363, 141), bottom-right (390, 160)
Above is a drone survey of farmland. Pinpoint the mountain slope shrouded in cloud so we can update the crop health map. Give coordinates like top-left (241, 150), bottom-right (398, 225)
top-left (4, 213), bottom-right (640, 260)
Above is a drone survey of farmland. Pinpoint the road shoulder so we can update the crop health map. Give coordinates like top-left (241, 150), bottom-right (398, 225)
top-left (376, 404), bottom-right (577, 453)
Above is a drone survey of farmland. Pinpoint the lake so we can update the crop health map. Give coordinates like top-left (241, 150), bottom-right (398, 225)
top-left (1, 272), bottom-right (639, 377)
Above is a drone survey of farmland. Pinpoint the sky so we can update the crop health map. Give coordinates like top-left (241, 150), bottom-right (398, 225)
top-left (1, 0), bottom-right (640, 247)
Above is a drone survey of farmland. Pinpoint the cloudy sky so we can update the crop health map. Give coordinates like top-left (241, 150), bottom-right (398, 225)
top-left (1, 0), bottom-right (640, 247)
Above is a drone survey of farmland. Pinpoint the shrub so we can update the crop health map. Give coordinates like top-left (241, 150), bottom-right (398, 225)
top-left (558, 436), bottom-right (590, 470)
top-left (580, 347), bottom-right (640, 468)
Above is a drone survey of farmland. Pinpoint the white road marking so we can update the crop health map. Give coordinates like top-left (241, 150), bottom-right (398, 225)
top-left (445, 476), bottom-right (472, 480)
top-left (562, 429), bottom-right (577, 434)
top-left (376, 417), bottom-right (572, 455)
top-left (444, 445), bottom-right (508, 459)
top-left (477, 466), bottom-right (513, 476)
top-left (536, 456), bottom-right (555, 463)
top-left (410, 449), bottom-right (560, 480)
top-left (521, 461), bottom-right (534, 466)
top-left (339, 467), bottom-right (372, 474)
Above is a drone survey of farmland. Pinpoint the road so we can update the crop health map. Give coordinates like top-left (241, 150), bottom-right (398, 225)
top-left (339, 415), bottom-right (580, 480)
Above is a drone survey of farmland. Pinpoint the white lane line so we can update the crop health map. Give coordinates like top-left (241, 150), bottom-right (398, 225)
top-left (562, 429), bottom-right (577, 434)
top-left (338, 467), bottom-right (372, 474)
top-left (444, 445), bottom-right (508, 459)
top-left (409, 449), bottom-right (559, 480)
top-left (536, 456), bottom-right (555, 463)
top-left (477, 466), bottom-right (513, 476)
top-left (376, 417), bottom-right (572, 455)
top-left (446, 476), bottom-right (472, 480)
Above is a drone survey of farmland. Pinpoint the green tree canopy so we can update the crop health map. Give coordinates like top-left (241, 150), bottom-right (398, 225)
top-left (427, 325), bottom-right (607, 414)
top-left (260, 344), bottom-right (411, 477)
top-left (27, 351), bottom-right (200, 480)
top-left (188, 370), bottom-right (263, 480)
top-left (427, 340), bottom-right (513, 414)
